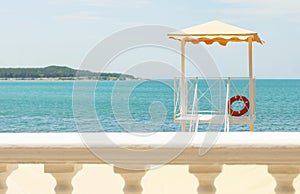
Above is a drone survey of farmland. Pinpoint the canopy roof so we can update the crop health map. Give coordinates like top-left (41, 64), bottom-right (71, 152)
top-left (168, 20), bottom-right (263, 46)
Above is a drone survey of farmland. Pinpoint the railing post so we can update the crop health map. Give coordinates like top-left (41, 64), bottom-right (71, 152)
top-left (114, 167), bottom-right (146, 194)
top-left (0, 164), bottom-right (18, 193)
top-left (180, 39), bottom-right (187, 132)
top-left (45, 164), bottom-right (82, 194)
top-left (268, 165), bottom-right (300, 194)
top-left (189, 165), bottom-right (222, 194)
top-left (224, 77), bottom-right (230, 132)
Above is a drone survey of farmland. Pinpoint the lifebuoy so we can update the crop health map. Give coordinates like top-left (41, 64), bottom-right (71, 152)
top-left (228, 95), bottom-right (250, 116)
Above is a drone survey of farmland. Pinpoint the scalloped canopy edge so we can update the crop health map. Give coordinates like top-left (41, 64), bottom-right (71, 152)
top-left (168, 20), bottom-right (263, 46)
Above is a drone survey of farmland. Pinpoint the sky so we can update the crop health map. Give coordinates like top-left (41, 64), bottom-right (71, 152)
top-left (0, 0), bottom-right (299, 78)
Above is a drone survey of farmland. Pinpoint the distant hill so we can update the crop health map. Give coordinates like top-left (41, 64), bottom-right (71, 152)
top-left (0, 66), bottom-right (136, 80)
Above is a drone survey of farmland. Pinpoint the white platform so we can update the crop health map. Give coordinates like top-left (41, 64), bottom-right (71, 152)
top-left (175, 114), bottom-right (254, 124)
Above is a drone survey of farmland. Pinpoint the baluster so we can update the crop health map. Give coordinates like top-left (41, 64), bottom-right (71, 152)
top-left (189, 165), bottom-right (222, 194)
top-left (114, 167), bottom-right (146, 194)
top-left (45, 164), bottom-right (82, 194)
top-left (268, 165), bottom-right (300, 194)
top-left (0, 164), bottom-right (18, 193)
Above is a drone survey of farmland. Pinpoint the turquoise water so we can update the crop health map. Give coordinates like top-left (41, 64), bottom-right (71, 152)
top-left (0, 80), bottom-right (299, 132)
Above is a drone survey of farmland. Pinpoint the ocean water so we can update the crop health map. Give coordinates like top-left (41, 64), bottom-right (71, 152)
top-left (0, 80), bottom-right (299, 132)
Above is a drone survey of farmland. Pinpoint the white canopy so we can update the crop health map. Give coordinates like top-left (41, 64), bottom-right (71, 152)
top-left (168, 20), bottom-right (263, 46)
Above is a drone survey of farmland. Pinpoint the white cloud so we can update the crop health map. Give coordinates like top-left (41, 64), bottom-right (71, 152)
top-left (219, 0), bottom-right (300, 17)
top-left (50, 0), bottom-right (150, 9)
top-left (84, 0), bottom-right (150, 8)
top-left (0, 8), bottom-right (13, 14)
top-left (288, 16), bottom-right (300, 23)
top-left (54, 11), bottom-right (102, 21)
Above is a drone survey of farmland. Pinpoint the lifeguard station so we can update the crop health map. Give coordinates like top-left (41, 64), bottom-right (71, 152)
top-left (168, 21), bottom-right (263, 132)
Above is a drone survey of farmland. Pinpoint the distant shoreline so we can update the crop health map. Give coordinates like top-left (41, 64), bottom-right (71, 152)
top-left (0, 77), bottom-right (141, 82)
top-left (0, 78), bottom-right (299, 81)
top-left (0, 65), bottom-right (138, 81)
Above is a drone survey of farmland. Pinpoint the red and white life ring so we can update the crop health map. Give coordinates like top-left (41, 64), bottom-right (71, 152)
top-left (228, 95), bottom-right (250, 117)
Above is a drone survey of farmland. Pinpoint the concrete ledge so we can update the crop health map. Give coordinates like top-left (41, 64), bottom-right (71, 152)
top-left (0, 132), bottom-right (299, 165)
top-left (0, 132), bottom-right (299, 148)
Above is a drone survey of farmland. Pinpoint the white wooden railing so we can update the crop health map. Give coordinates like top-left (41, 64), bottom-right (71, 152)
top-left (0, 132), bottom-right (300, 194)
top-left (174, 77), bottom-right (256, 124)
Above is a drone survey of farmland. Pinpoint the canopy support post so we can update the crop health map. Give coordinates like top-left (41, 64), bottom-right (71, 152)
top-left (248, 37), bottom-right (254, 132)
top-left (180, 39), bottom-right (187, 132)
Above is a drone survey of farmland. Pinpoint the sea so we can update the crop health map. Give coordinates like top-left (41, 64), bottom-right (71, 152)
top-left (0, 79), bottom-right (299, 132)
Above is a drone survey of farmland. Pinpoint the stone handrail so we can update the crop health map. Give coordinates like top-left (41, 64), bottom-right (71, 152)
top-left (0, 132), bottom-right (300, 194)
